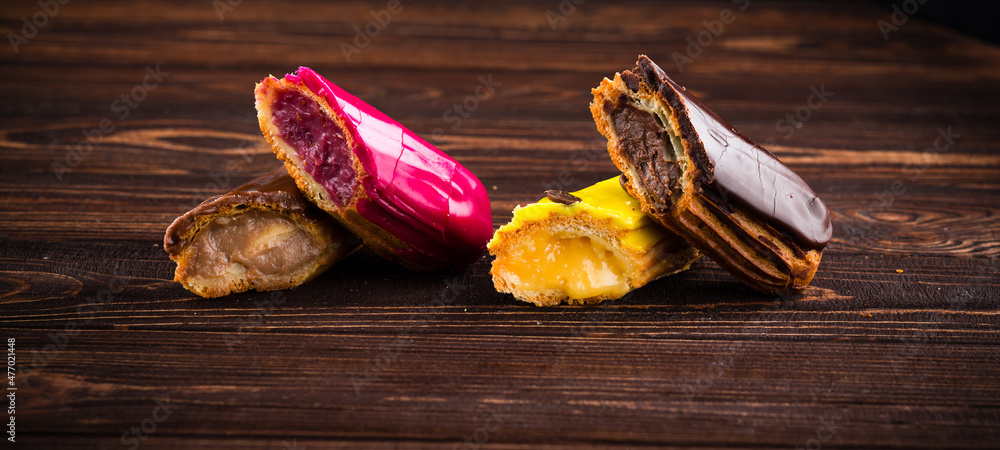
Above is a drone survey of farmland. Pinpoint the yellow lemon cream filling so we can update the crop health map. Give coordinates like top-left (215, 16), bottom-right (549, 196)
top-left (488, 177), bottom-right (672, 301)
top-left (502, 230), bottom-right (631, 300)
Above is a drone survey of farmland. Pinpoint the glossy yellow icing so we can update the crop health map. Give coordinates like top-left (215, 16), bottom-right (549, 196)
top-left (491, 177), bottom-right (665, 252)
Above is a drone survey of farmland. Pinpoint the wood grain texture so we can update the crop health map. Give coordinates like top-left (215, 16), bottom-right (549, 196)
top-left (1, 0), bottom-right (999, 448)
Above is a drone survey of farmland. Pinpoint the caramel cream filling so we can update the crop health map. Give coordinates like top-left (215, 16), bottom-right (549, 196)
top-left (180, 209), bottom-right (321, 290)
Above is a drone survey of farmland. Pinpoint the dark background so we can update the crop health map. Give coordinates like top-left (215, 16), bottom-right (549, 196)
top-left (875, 0), bottom-right (1000, 43)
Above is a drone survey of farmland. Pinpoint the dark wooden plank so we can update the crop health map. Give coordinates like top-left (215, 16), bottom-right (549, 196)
top-left (1, 0), bottom-right (999, 448)
top-left (5, 328), bottom-right (1000, 447)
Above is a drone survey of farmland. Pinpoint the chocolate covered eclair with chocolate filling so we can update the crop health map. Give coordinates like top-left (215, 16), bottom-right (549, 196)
top-left (591, 55), bottom-right (831, 294)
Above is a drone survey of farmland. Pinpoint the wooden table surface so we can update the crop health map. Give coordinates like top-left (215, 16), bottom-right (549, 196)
top-left (2, 0), bottom-right (999, 448)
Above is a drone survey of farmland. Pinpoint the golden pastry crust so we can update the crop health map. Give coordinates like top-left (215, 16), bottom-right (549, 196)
top-left (164, 169), bottom-right (360, 298)
top-left (590, 56), bottom-right (830, 294)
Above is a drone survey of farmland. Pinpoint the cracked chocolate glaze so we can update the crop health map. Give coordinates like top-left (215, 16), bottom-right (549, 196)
top-left (632, 55), bottom-right (832, 249)
top-left (164, 167), bottom-right (328, 256)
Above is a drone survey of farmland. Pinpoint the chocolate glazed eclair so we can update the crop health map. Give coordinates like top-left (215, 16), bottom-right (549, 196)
top-left (165, 168), bottom-right (361, 298)
top-left (591, 55), bottom-right (832, 294)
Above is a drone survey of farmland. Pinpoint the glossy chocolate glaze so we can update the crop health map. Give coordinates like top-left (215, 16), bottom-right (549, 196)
top-left (631, 55), bottom-right (831, 249)
top-left (164, 167), bottom-right (331, 255)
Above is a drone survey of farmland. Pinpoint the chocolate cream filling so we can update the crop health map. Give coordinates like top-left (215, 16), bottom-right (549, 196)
top-left (181, 209), bottom-right (322, 281)
top-left (607, 98), bottom-right (681, 210)
top-left (270, 88), bottom-right (357, 208)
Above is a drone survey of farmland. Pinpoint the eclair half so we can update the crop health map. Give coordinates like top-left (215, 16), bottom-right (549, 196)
top-left (164, 168), bottom-right (361, 298)
top-left (254, 67), bottom-right (493, 271)
top-left (591, 55), bottom-right (832, 294)
top-left (488, 177), bottom-right (701, 306)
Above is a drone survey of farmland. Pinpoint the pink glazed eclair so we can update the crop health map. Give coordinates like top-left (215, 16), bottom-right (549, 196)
top-left (254, 67), bottom-right (493, 271)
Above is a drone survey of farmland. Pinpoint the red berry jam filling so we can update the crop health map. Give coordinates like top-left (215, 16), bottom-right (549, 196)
top-left (270, 88), bottom-right (356, 207)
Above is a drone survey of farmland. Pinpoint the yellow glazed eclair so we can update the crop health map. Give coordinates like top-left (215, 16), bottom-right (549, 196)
top-left (487, 177), bottom-right (701, 306)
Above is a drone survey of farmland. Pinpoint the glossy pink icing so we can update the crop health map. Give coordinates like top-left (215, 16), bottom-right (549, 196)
top-left (284, 66), bottom-right (493, 267)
